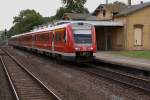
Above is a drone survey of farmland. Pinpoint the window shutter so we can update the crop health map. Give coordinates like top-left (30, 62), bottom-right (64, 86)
top-left (134, 27), bottom-right (142, 45)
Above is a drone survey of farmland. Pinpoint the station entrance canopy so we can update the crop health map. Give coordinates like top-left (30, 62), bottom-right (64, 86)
top-left (57, 20), bottom-right (124, 27)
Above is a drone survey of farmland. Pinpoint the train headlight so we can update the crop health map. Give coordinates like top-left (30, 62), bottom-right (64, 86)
top-left (75, 47), bottom-right (80, 51)
top-left (89, 47), bottom-right (93, 50)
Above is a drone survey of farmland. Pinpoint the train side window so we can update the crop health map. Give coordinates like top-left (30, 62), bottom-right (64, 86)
top-left (55, 32), bottom-right (61, 41)
top-left (37, 33), bottom-right (50, 41)
top-left (63, 30), bottom-right (66, 43)
top-left (42, 33), bottom-right (50, 41)
top-left (47, 33), bottom-right (50, 41)
top-left (36, 35), bottom-right (39, 41)
top-left (37, 34), bottom-right (42, 41)
top-left (55, 28), bottom-right (66, 42)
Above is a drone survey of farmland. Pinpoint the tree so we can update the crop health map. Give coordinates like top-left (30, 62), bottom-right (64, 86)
top-left (7, 0), bottom-right (90, 37)
top-left (7, 26), bottom-right (15, 38)
top-left (0, 31), bottom-right (4, 41)
top-left (43, 17), bottom-right (54, 23)
top-left (55, 7), bottom-right (67, 19)
top-left (113, 1), bottom-right (127, 7)
top-left (53, 0), bottom-right (89, 20)
top-left (11, 9), bottom-right (44, 35)
top-left (61, 0), bottom-right (89, 13)
top-left (0, 29), bottom-right (8, 41)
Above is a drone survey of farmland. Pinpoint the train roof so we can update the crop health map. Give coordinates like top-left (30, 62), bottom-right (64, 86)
top-left (11, 21), bottom-right (94, 38)
top-left (11, 22), bottom-right (71, 38)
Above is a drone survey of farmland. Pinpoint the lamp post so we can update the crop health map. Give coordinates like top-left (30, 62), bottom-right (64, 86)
top-left (4, 29), bottom-right (8, 45)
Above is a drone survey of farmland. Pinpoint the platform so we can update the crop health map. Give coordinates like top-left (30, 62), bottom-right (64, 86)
top-left (95, 51), bottom-right (150, 71)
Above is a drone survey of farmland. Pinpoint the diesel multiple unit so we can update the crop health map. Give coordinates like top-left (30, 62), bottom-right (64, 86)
top-left (9, 22), bottom-right (97, 62)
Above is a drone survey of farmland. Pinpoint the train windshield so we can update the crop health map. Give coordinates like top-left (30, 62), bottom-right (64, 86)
top-left (73, 29), bottom-right (92, 44)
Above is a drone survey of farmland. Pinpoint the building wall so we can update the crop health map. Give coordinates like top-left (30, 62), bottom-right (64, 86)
top-left (115, 6), bottom-right (150, 50)
top-left (96, 10), bottom-right (112, 20)
top-left (96, 27), bottom-right (106, 50)
top-left (96, 27), bottom-right (124, 51)
top-left (126, 6), bottom-right (150, 50)
top-left (114, 16), bottom-right (127, 50)
top-left (111, 27), bottom-right (124, 50)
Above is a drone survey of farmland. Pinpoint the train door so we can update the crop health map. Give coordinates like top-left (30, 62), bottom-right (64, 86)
top-left (52, 31), bottom-right (54, 51)
top-left (32, 34), bottom-right (35, 48)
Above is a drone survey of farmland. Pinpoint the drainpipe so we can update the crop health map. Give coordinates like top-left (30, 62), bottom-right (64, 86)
top-left (128, 0), bottom-right (131, 6)
top-left (106, 0), bottom-right (108, 5)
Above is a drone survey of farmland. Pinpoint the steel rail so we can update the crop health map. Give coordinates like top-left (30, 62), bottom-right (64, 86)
top-left (83, 63), bottom-right (150, 92)
top-left (0, 56), bottom-right (20, 100)
top-left (1, 48), bottom-right (62, 100)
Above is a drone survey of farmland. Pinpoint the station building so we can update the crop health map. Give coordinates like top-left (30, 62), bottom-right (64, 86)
top-left (114, 2), bottom-right (150, 51)
top-left (62, 2), bottom-right (150, 51)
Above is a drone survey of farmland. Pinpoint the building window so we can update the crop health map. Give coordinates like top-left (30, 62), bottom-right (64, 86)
top-left (103, 10), bottom-right (106, 17)
top-left (134, 25), bottom-right (143, 46)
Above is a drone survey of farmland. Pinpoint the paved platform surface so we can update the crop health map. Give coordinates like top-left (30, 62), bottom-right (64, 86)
top-left (95, 51), bottom-right (150, 71)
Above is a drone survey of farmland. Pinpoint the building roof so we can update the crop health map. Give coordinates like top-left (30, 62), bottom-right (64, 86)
top-left (116, 2), bottom-right (150, 17)
top-left (92, 3), bottom-right (126, 16)
top-left (62, 13), bottom-right (97, 20)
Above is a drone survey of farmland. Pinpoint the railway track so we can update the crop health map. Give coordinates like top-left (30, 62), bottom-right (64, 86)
top-left (0, 49), bottom-right (61, 100)
top-left (7, 46), bottom-right (150, 93)
top-left (2, 46), bottom-right (150, 99)
top-left (78, 63), bottom-right (150, 92)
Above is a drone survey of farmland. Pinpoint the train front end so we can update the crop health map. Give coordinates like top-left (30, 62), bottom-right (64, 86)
top-left (71, 23), bottom-right (97, 62)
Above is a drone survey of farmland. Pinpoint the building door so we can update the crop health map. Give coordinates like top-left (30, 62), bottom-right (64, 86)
top-left (134, 27), bottom-right (142, 46)
top-left (106, 34), bottom-right (112, 51)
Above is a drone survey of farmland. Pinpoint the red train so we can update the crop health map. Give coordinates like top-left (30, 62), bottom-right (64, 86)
top-left (9, 22), bottom-right (97, 62)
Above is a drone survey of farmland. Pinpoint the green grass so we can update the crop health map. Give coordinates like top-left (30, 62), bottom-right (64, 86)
top-left (111, 51), bottom-right (150, 59)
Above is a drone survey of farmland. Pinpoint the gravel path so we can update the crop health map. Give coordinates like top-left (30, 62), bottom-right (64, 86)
top-left (6, 47), bottom-right (150, 100)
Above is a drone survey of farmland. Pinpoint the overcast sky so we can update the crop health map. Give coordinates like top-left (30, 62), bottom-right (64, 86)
top-left (0, 0), bottom-right (149, 30)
